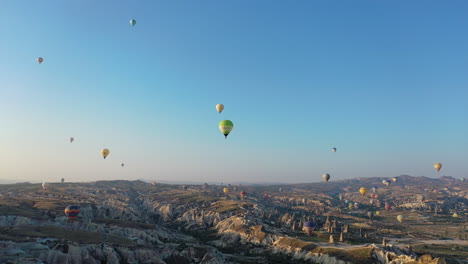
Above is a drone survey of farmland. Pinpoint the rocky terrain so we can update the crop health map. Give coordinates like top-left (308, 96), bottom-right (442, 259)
top-left (0, 175), bottom-right (466, 264)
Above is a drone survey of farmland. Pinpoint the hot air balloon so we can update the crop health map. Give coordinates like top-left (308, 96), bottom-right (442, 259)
top-left (396, 215), bottom-right (404, 223)
top-left (130, 19), bottom-right (136, 26)
top-left (452, 213), bottom-right (459, 218)
top-left (332, 148), bottom-right (337, 152)
top-left (375, 211), bottom-right (381, 216)
top-left (348, 203), bottom-right (353, 209)
top-left (367, 211), bottom-right (373, 218)
top-left (372, 186), bottom-right (378, 193)
top-left (434, 163), bottom-right (442, 172)
top-left (338, 194), bottom-right (343, 201)
top-left (278, 188), bottom-right (282, 192)
top-left (219, 120), bottom-right (234, 139)
top-left (182, 185), bottom-right (188, 190)
top-left (152, 181), bottom-right (157, 186)
top-left (216, 104), bottom-right (224, 113)
top-left (461, 178), bottom-right (465, 182)
top-left (382, 180), bottom-right (391, 186)
top-left (61, 178), bottom-right (64, 184)
top-left (359, 187), bottom-right (368, 196)
top-left (100, 149), bottom-right (110, 159)
top-left (264, 193), bottom-right (269, 198)
top-left (392, 177), bottom-right (398, 183)
top-left (240, 191), bottom-right (246, 198)
top-left (385, 203), bottom-right (391, 211)
top-left (303, 221), bottom-right (316, 236)
top-left (344, 199), bottom-right (349, 204)
top-left (322, 173), bottom-right (331, 183)
top-left (121, 163), bottom-right (124, 167)
top-left (64, 205), bottom-right (80, 220)
top-left (42, 182), bottom-right (49, 190)
top-left (70, 137), bottom-right (74, 143)
top-left (354, 202), bottom-right (360, 209)
top-left (37, 57), bottom-right (43, 64)
top-left (223, 188), bottom-right (229, 194)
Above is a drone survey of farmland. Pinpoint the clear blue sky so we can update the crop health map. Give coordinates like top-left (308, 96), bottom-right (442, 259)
top-left (0, 0), bottom-right (467, 183)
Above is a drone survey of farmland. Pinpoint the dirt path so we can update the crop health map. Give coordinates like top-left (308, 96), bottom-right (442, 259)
top-left (386, 238), bottom-right (468, 246)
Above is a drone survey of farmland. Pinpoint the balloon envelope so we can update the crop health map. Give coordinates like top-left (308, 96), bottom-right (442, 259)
top-left (332, 148), bottom-right (337, 152)
top-left (219, 120), bottom-right (234, 138)
top-left (385, 203), bottom-right (391, 211)
top-left (130, 19), bottom-right (136, 26)
top-left (322, 173), bottom-right (331, 182)
top-left (359, 187), bottom-right (368, 196)
top-left (101, 149), bottom-right (110, 159)
top-left (42, 182), bottom-right (48, 190)
top-left (70, 137), bottom-right (74, 143)
top-left (223, 188), bottom-right (229, 194)
top-left (64, 205), bottom-right (80, 220)
top-left (216, 104), bottom-right (224, 113)
top-left (397, 215), bottom-right (404, 223)
top-left (434, 163), bottom-right (442, 172)
top-left (37, 57), bottom-right (43, 64)
top-left (303, 221), bottom-right (316, 235)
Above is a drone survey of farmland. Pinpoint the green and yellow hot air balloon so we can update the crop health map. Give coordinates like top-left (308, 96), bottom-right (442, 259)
top-left (219, 120), bottom-right (234, 139)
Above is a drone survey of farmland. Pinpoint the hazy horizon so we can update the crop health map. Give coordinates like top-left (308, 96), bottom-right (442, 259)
top-left (1, 0), bottom-right (467, 183)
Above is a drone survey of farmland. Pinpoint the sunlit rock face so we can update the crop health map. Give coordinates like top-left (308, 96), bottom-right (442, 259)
top-left (0, 179), bottom-right (460, 263)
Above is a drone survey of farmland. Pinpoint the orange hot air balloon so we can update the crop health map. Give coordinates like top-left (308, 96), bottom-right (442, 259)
top-left (385, 202), bottom-right (391, 211)
top-left (359, 187), bottom-right (368, 196)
